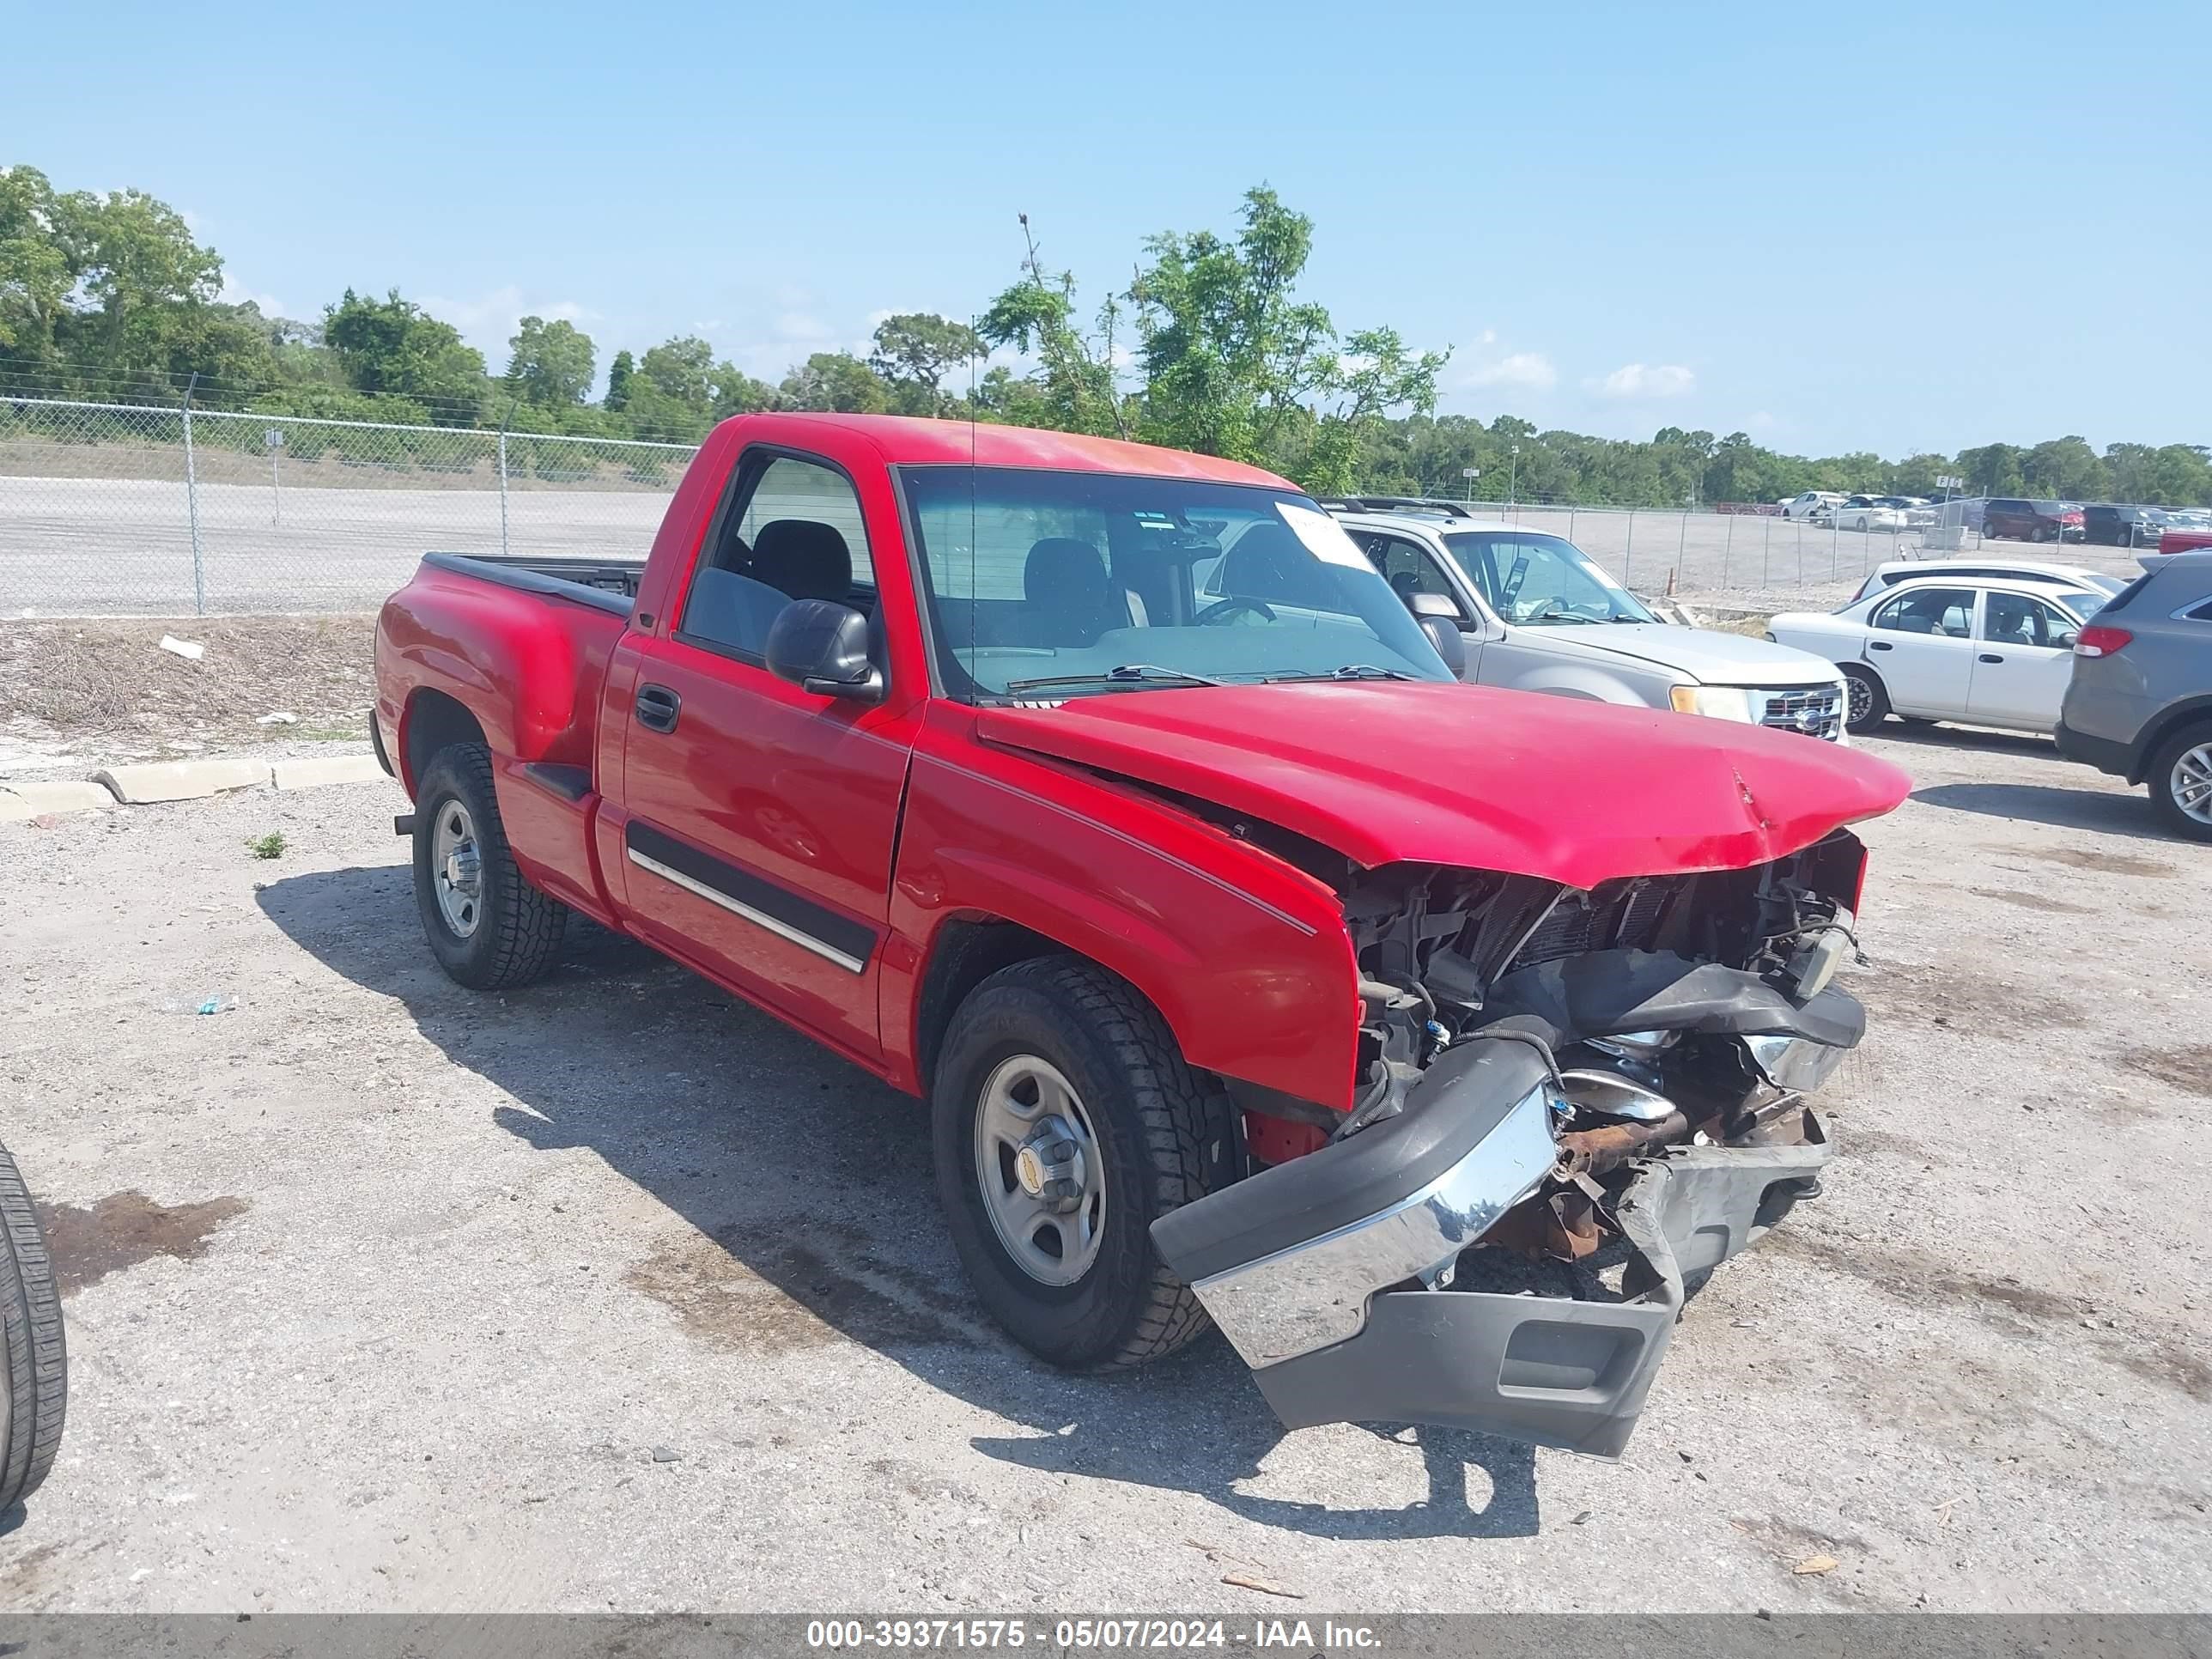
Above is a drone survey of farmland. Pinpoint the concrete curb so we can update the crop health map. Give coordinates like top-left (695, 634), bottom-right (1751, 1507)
top-left (271, 754), bottom-right (387, 791)
top-left (0, 779), bottom-right (115, 822)
top-left (94, 757), bottom-right (273, 804)
top-left (10, 753), bottom-right (392, 815)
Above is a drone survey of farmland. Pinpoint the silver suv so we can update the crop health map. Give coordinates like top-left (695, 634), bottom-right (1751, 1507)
top-left (1304, 499), bottom-right (1850, 740)
top-left (2056, 550), bottom-right (2212, 840)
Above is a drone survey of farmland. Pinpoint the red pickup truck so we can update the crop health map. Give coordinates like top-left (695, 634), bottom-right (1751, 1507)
top-left (374, 413), bottom-right (1910, 1456)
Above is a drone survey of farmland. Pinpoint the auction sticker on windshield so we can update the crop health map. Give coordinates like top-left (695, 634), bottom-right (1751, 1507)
top-left (1276, 500), bottom-right (1371, 568)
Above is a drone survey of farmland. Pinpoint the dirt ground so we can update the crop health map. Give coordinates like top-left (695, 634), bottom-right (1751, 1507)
top-left (1, 717), bottom-right (2208, 1615)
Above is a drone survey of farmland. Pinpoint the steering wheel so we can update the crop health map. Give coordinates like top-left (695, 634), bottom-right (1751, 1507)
top-left (1195, 598), bottom-right (1277, 626)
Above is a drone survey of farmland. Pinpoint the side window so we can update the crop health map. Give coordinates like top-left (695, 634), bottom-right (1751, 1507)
top-left (679, 453), bottom-right (873, 659)
top-left (1982, 592), bottom-right (2072, 647)
top-left (1356, 535), bottom-right (1463, 616)
top-left (1873, 586), bottom-right (1976, 638)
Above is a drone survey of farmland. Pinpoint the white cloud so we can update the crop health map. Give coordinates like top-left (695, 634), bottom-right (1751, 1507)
top-left (1462, 351), bottom-right (1557, 392)
top-left (1595, 362), bottom-right (1695, 398)
top-left (218, 275), bottom-right (286, 316)
top-left (419, 285), bottom-right (597, 361)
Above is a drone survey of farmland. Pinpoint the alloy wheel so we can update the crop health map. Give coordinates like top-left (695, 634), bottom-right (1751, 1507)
top-left (2171, 742), bottom-right (2212, 827)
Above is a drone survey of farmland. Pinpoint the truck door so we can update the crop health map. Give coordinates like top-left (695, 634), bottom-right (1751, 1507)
top-left (611, 447), bottom-right (915, 1065)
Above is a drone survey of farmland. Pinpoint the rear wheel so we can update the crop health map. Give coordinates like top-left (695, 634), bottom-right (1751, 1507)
top-left (2149, 723), bottom-right (2212, 843)
top-left (0, 1143), bottom-right (65, 1513)
top-left (931, 956), bottom-right (1231, 1371)
top-left (411, 744), bottom-right (568, 989)
top-left (1841, 664), bottom-right (1891, 733)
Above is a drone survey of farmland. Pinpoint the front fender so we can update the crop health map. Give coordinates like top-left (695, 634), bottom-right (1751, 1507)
top-left (885, 736), bottom-right (1360, 1111)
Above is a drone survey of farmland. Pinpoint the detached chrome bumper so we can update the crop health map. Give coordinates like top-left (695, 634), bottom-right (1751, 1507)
top-left (1152, 1035), bottom-right (1834, 1459)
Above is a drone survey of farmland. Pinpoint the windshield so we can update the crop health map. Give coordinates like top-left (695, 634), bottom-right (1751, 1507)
top-left (2053, 588), bottom-right (2109, 617)
top-left (1440, 531), bottom-right (1658, 626)
top-left (898, 467), bottom-right (1451, 700)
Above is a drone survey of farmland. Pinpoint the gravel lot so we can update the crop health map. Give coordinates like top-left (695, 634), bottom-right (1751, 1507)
top-left (2, 723), bottom-right (2208, 1615)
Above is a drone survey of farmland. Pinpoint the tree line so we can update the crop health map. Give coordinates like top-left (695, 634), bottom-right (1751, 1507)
top-left (4, 163), bottom-right (2208, 507)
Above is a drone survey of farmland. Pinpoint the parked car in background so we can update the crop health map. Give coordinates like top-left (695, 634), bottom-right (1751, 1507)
top-left (1850, 557), bottom-right (2129, 604)
top-left (1320, 501), bottom-right (1852, 738)
top-left (1783, 491), bottom-right (1848, 520)
top-left (2057, 550), bottom-right (2212, 840)
top-left (2081, 504), bottom-right (2169, 548)
top-left (1769, 574), bottom-right (2110, 735)
top-left (1831, 495), bottom-right (1911, 532)
top-left (2138, 520), bottom-right (2212, 574)
top-left (1983, 499), bottom-right (2084, 543)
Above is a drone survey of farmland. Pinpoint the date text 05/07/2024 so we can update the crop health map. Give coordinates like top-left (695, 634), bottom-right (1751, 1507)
top-left (803, 1617), bottom-right (1384, 1650)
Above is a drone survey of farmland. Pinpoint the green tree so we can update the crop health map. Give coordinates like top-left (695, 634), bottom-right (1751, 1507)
top-left (1126, 186), bottom-right (1340, 464)
top-left (603, 349), bottom-right (634, 412)
top-left (48, 185), bottom-right (222, 376)
top-left (1955, 441), bottom-right (2026, 497)
top-left (324, 289), bottom-right (489, 420)
top-left (978, 214), bottom-right (1130, 439)
top-left (779, 351), bottom-right (891, 413)
top-left (868, 312), bottom-right (984, 416)
top-left (1301, 327), bottom-right (1448, 495)
top-left (0, 166), bottom-right (70, 358)
top-left (503, 315), bottom-right (595, 408)
top-left (2021, 434), bottom-right (2106, 501)
top-left (709, 362), bottom-right (780, 419)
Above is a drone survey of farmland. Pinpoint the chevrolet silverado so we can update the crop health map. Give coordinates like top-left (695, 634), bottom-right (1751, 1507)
top-left (373, 413), bottom-right (1911, 1456)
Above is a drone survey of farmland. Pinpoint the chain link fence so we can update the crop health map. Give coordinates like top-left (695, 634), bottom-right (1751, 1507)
top-left (0, 396), bottom-right (694, 616)
top-left (0, 395), bottom-right (2150, 617)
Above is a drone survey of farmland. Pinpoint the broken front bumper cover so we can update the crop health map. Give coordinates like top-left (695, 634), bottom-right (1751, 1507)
top-left (1152, 1029), bottom-right (1835, 1459)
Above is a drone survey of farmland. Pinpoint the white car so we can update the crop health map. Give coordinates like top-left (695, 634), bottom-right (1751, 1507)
top-left (1849, 557), bottom-right (2130, 605)
top-left (1768, 574), bottom-right (2112, 735)
top-left (1782, 491), bottom-right (1848, 520)
top-left (1304, 503), bottom-right (1852, 739)
top-left (1829, 495), bottom-right (1911, 532)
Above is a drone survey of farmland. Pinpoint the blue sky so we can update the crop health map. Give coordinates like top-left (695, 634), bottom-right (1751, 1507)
top-left (12, 0), bottom-right (2208, 457)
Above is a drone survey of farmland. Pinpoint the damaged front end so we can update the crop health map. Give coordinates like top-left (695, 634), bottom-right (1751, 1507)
top-left (1151, 835), bottom-right (1867, 1458)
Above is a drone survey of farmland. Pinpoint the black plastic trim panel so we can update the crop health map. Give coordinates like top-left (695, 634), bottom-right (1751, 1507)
top-left (623, 820), bottom-right (877, 971)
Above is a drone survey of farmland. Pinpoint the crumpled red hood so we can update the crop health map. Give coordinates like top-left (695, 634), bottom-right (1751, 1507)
top-left (976, 682), bottom-right (1911, 889)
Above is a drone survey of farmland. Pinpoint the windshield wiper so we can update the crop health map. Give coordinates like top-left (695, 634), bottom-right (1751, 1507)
top-left (1264, 664), bottom-right (1416, 683)
top-left (1001, 663), bottom-right (1226, 693)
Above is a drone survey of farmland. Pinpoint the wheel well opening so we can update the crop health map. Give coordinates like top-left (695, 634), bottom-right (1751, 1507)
top-left (404, 690), bottom-right (488, 788)
top-left (2136, 706), bottom-right (2212, 786)
top-left (915, 917), bottom-right (1061, 1092)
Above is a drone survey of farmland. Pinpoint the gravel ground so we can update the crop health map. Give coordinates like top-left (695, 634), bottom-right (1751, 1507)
top-left (1, 723), bottom-right (2208, 1615)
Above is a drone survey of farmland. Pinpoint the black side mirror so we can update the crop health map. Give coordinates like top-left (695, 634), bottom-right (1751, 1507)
top-left (765, 599), bottom-right (884, 702)
top-left (1407, 592), bottom-right (1468, 679)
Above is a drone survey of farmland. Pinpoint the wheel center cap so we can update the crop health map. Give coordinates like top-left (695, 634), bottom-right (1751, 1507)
top-left (1014, 1146), bottom-right (1047, 1197)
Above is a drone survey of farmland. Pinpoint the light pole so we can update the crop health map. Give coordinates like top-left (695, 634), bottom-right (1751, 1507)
top-left (1462, 465), bottom-right (1479, 505)
top-left (1509, 445), bottom-right (1521, 515)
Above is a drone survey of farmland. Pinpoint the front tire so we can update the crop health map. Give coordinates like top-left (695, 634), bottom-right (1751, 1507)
top-left (411, 744), bottom-right (568, 989)
top-left (2149, 722), bottom-right (2212, 843)
top-left (0, 1144), bottom-right (65, 1513)
top-left (1842, 664), bottom-right (1891, 733)
top-left (931, 957), bottom-right (1231, 1371)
